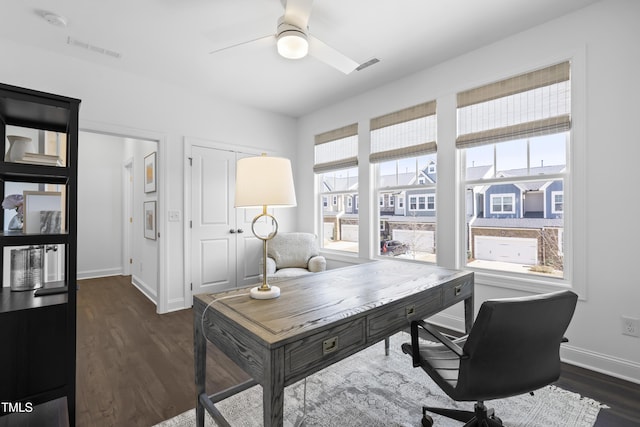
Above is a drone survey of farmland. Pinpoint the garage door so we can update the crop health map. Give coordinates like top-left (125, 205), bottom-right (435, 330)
top-left (392, 230), bottom-right (435, 253)
top-left (341, 224), bottom-right (359, 242)
top-left (474, 236), bottom-right (537, 265)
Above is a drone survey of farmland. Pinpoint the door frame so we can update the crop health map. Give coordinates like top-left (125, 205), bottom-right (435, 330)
top-left (183, 137), bottom-right (264, 306)
top-left (80, 119), bottom-right (168, 313)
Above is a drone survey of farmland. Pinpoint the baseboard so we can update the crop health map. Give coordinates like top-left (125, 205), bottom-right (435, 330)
top-left (131, 274), bottom-right (157, 304)
top-left (77, 267), bottom-right (123, 280)
top-left (165, 297), bottom-right (188, 313)
top-left (561, 344), bottom-right (640, 385)
top-left (429, 313), bottom-right (640, 385)
top-left (428, 312), bottom-right (466, 334)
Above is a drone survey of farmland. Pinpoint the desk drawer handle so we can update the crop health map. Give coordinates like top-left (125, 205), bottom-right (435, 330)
top-left (323, 337), bottom-right (339, 355)
top-left (454, 285), bottom-right (462, 296)
top-left (406, 305), bottom-right (416, 318)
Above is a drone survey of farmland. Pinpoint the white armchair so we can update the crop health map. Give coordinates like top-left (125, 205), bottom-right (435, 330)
top-left (265, 232), bottom-right (326, 280)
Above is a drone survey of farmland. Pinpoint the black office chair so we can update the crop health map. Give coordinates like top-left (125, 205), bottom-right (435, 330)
top-left (402, 290), bottom-right (578, 427)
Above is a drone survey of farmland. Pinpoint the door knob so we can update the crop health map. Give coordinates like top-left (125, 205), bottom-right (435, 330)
top-left (237, 229), bottom-right (244, 234)
top-left (229, 229), bottom-right (236, 233)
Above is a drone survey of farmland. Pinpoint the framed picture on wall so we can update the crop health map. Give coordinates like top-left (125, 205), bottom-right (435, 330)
top-left (144, 201), bottom-right (157, 240)
top-left (144, 152), bottom-right (157, 193)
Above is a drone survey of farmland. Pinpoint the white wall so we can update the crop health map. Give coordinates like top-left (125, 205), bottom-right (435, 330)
top-left (0, 36), bottom-right (297, 313)
top-left (77, 131), bottom-right (125, 279)
top-left (129, 139), bottom-right (160, 302)
top-left (296, 0), bottom-right (640, 383)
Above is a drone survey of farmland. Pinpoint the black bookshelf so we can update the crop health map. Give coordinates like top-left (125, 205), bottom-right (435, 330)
top-left (0, 83), bottom-right (80, 426)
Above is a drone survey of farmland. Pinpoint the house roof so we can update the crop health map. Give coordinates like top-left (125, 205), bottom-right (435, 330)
top-left (466, 165), bottom-right (494, 181)
top-left (322, 176), bottom-right (358, 192)
top-left (378, 172), bottom-right (416, 188)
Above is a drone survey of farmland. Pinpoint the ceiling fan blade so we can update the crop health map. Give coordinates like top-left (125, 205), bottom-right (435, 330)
top-left (308, 35), bottom-right (359, 74)
top-left (209, 34), bottom-right (274, 55)
top-left (282, 0), bottom-right (314, 29)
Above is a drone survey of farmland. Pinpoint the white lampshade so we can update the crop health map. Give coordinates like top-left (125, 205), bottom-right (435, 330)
top-left (235, 155), bottom-right (297, 208)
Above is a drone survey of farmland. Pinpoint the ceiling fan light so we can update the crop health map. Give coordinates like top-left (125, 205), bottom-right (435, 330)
top-left (277, 31), bottom-right (308, 59)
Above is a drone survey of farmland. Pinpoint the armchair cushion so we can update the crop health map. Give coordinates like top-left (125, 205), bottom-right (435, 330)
top-left (307, 255), bottom-right (327, 273)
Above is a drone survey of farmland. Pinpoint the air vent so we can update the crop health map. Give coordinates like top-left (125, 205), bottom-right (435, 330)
top-left (356, 58), bottom-right (380, 71)
top-left (66, 37), bottom-right (122, 59)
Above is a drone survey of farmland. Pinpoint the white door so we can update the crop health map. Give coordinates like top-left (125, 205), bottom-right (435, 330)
top-left (190, 146), bottom-right (261, 297)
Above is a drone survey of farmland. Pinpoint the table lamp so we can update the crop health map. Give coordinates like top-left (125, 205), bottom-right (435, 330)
top-left (235, 154), bottom-right (297, 299)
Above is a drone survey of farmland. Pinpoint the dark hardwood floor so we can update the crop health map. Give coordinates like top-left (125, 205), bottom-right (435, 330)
top-left (5, 275), bottom-right (638, 426)
top-left (75, 276), bottom-right (250, 427)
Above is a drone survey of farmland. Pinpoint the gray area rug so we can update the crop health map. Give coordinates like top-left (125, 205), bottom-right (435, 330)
top-left (156, 333), bottom-right (604, 427)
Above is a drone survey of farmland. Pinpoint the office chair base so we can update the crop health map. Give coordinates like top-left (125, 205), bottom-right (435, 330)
top-left (421, 403), bottom-right (503, 427)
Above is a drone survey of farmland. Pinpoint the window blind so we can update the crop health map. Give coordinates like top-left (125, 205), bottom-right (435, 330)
top-left (314, 123), bottom-right (358, 173)
top-left (369, 101), bottom-right (437, 163)
top-left (456, 61), bottom-right (570, 149)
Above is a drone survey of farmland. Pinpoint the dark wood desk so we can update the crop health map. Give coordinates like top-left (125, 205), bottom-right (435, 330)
top-left (194, 260), bottom-right (474, 427)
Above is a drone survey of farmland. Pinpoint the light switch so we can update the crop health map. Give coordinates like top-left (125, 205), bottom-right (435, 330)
top-left (168, 210), bottom-right (181, 222)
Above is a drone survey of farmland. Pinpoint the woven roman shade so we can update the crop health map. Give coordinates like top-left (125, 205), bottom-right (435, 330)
top-left (456, 62), bottom-right (571, 149)
top-left (370, 101), bottom-right (437, 163)
top-left (314, 123), bottom-right (358, 173)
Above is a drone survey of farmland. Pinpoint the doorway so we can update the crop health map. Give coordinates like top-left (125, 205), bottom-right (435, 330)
top-left (77, 130), bottom-right (161, 307)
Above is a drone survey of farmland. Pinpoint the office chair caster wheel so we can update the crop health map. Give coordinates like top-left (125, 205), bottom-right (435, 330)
top-left (421, 409), bottom-right (434, 427)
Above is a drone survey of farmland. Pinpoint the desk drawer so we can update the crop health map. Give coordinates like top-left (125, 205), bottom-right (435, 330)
top-left (285, 317), bottom-right (366, 377)
top-left (367, 291), bottom-right (441, 340)
top-left (442, 276), bottom-right (473, 306)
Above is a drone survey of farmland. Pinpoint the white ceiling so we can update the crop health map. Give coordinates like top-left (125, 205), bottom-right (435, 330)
top-left (1, 0), bottom-right (599, 118)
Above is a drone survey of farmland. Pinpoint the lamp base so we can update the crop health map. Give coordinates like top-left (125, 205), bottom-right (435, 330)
top-left (250, 285), bottom-right (280, 300)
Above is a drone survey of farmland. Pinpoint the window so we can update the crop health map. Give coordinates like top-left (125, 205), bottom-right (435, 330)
top-left (459, 62), bottom-right (570, 278)
top-left (370, 101), bottom-right (437, 262)
top-left (490, 194), bottom-right (515, 214)
top-left (426, 194), bottom-right (435, 210)
top-left (315, 123), bottom-right (359, 253)
top-left (552, 191), bottom-right (563, 213)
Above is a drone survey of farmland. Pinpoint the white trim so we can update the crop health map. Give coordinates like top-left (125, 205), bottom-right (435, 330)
top-left (77, 268), bottom-right (123, 280)
top-left (561, 345), bottom-right (640, 385)
top-left (122, 157), bottom-right (133, 277)
top-left (131, 274), bottom-right (157, 303)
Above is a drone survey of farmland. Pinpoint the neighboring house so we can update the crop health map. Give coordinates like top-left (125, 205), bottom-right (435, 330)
top-left (468, 165), bottom-right (565, 269)
top-left (325, 162), bottom-right (564, 268)
top-left (380, 162), bottom-right (437, 254)
top-left (321, 175), bottom-right (358, 242)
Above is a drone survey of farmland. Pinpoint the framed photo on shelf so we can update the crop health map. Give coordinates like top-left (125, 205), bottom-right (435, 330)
top-left (144, 201), bottom-right (157, 240)
top-left (23, 191), bottom-right (63, 234)
top-left (144, 152), bottom-right (157, 193)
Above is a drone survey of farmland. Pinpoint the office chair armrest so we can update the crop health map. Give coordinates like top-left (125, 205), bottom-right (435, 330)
top-left (410, 320), bottom-right (465, 366)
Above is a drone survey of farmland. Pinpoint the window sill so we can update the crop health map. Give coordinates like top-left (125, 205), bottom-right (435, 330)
top-left (469, 267), bottom-right (578, 297)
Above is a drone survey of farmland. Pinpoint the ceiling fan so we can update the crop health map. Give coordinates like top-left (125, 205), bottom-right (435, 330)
top-left (209, 0), bottom-right (368, 74)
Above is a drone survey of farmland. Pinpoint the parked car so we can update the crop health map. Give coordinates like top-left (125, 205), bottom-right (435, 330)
top-left (380, 240), bottom-right (409, 256)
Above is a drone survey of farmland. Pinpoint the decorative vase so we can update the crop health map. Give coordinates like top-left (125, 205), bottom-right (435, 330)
top-left (5, 135), bottom-right (35, 162)
top-left (8, 212), bottom-right (23, 230)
